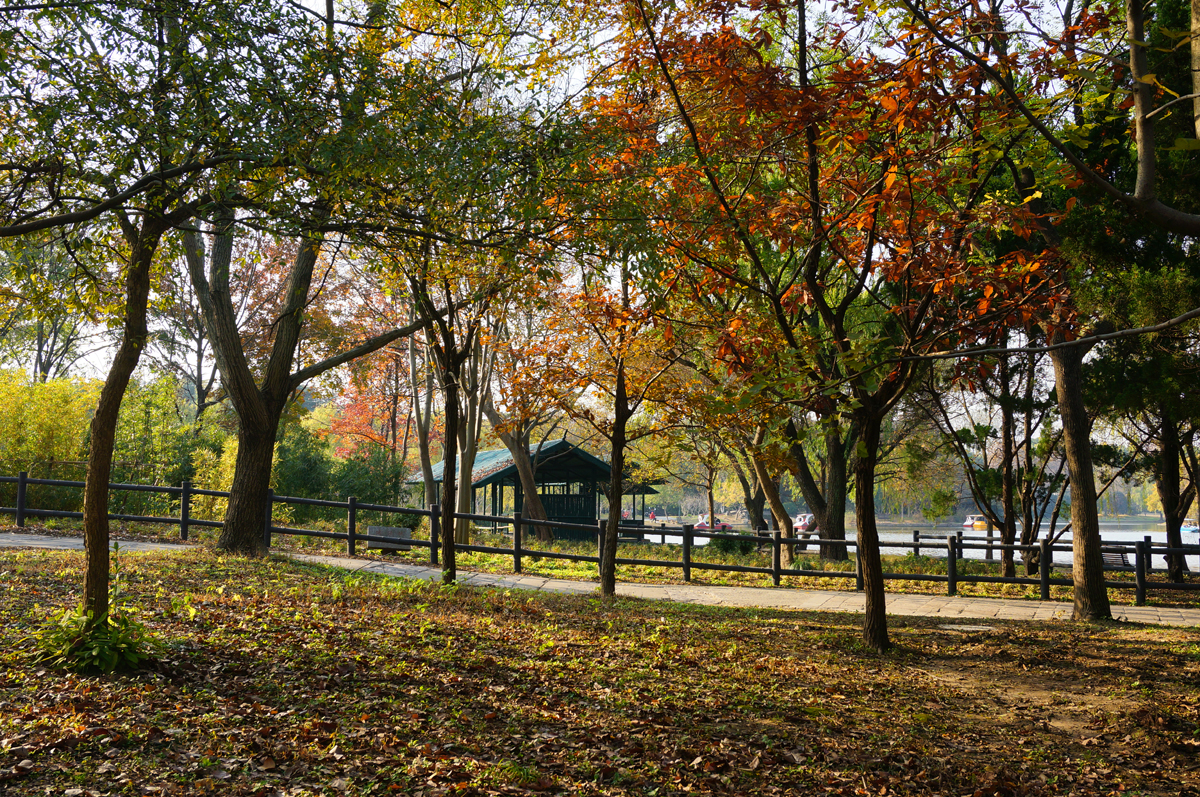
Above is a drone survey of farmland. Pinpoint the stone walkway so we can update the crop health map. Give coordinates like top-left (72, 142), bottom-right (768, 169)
top-left (3, 532), bottom-right (1197, 628)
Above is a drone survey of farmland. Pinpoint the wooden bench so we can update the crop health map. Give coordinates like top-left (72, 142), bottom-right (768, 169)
top-left (1101, 550), bottom-right (1132, 569)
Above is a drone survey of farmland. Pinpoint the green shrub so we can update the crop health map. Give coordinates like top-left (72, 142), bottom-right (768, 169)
top-left (707, 532), bottom-right (757, 556)
top-left (30, 542), bottom-right (158, 673)
top-left (33, 606), bottom-right (157, 674)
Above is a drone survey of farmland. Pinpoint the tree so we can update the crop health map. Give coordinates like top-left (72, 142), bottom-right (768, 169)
top-left (917, 344), bottom-right (1065, 576)
top-left (589, 0), bottom-right (1069, 650)
top-left (183, 219), bottom-right (442, 555)
top-left (541, 262), bottom-right (682, 598)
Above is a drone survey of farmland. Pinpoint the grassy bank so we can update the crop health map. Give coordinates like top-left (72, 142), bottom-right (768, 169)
top-left (13, 519), bottom-right (1200, 609)
top-left (2, 548), bottom-right (1199, 795)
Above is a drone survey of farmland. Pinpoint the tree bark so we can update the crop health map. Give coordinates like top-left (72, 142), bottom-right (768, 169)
top-left (748, 447), bottom-right (795, 567)
top-left (218, 425), bottom-right (278, 555)
top-left (1155, 405), bottom-right (1190, 582)
top-left (82, 218), bottom-right (165, 621)
top-left (409, 330), bottom-right (438, 508)
top-left (1049, 342), bottom-right (1112, 620)
top-left (1193, 0), bottom-right (1200, 137)
top-left (787, 418), bottom-right (850, 560)
top-left (853, 412), bottom-right (890, 652)
top-left (440, 375), bottom-right (459, 583)
top-left (600, 358), bottom-right (630, 598)
top-left (186, 220), bottom-right (322, 556)
top-left (482, 400), bottom-right (553, 540)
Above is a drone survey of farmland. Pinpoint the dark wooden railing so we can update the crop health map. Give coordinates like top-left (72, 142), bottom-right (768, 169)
top-left (3, 470), bottom-right (1197, 607)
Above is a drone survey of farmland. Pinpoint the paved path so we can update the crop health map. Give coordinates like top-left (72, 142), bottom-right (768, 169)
top-left (3, 532), bottom-right (1197, 628)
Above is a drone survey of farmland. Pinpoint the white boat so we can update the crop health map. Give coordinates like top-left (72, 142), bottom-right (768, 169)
top-left (1183, 518), bottom-right (1199, 534)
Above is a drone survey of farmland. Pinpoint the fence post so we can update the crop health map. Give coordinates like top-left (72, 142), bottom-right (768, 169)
top-left (1135, 539), bottom-right (1147, 606)
top-left (682, 524), bottom-right (693, 582)
top-left (346, 495), bottom-right (357, 556)
top-left (429, 504), bottom-right (440, 565)
top-left (772, 530), bottom-right (781, 586)
top-left (15, 470), bottom-right (27, 528)
top-left (1039, 539), bottom-right (1051, 600)
top-left (180, 480), bottom-right (191, 541)
top-left (912, 528), bottom-right (920, 557)
top-left (956, 530), bottom-right (964, 560)
top-left (1145, 535), bottom-right (1154, 572)
top-left (986, 525), bottom-right (994, 561)
top-left (947, 535), bottom-right (957, 596)
top-left (262, 489), bottom-right (274, 551)
top-left (513, 511), bottom-right (522, 574)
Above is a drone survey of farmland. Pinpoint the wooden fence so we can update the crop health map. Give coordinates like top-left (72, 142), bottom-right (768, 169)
top-left (3, 471), bottom-right (1198, 607)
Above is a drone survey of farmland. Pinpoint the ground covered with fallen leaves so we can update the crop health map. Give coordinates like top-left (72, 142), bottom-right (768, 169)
top-left (2, 548), bottom-right (1199, 796)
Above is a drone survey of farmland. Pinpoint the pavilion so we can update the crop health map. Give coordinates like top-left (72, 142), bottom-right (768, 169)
top-left (423, 438), bottom-right (657, 539)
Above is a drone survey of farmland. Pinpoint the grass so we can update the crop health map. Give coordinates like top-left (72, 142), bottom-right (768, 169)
top-left (1, 547), bottom-right (1199, 796)
top-left (11, 518), bottom-right (1200, 609)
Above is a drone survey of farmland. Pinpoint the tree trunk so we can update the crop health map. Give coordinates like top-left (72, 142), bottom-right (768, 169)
top-left (1155, 405), bottom-right (1189, 582)
top-left (440, 376), bottom-right (459, 583)
top-left (725, 440), bottom-right (768, 531)
top-left (1049, 342), bottom-right (1112, 620)
top-left (410, 332), bottom-right (438, 508)
top-left (787, 418), bottom-right (850, 560)
top-left (1192, 0), bottom-right (1200, 138)
top-left (454, 415), bottom-right (478, 543)
top-left (600, 359), bottom-right (629, 598)
top-left (82, 222), bottom-right (162, 621)
top-left (216, 425), bottom-right (278, 555)
top-left (853, 412), bottom-right (890, 652)
top-left (1000, 353), bottom-right (1018, 577)
top-left (749, 451), bottom-right (795, 567)
top-left (184, 221), bottom-right (321, 556)
top-left (819, 423), bottom-right (850, 560)
top-left (483, 400), bottom-right (553, 541)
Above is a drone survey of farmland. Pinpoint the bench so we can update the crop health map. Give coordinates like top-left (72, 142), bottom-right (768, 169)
top-left (1101, 550), bottom-right (1132, 569)
top-left (366, 526), bottom-right (412, 552)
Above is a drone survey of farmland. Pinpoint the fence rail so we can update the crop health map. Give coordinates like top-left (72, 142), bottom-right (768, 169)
top-left (2, 471), bottom-right (1197, 607)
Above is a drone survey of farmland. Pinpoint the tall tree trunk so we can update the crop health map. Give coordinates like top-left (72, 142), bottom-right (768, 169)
top-left (726, 444), bottom-right (767, 531)
top-left (82, 220), bottom-right (164, 621)
top-left (455, 414), bottom-right (478, 543)
top-left (820, 423), bottom-right (850, 560)
top-left (1049, 342), bottom-right (1112, 620)
top-left (440, 375), bottom-right (459, 583)
top-left (1155, 405), bottom-right (1189, 582)
top-left (788, 418), bottom-right (850, 560)
top-left (409, 331), bottom-right (438, 508)
top-left (185, 220), bottom-right (323, 556)
top-left (853, 412), bottom-right (890, 652)
top-left (749, 448), bottom-right (795, 567)
top-left (217, 424), bottom-right (278, 555)
top-left (1192, 0), bottom-right (1200, 138)
top-left (600, 359), bottom-right (629, 598)
top-left (483, 400), bottom-right (553, 540)
top-left (1000, 351), bottom-right (1018, 577)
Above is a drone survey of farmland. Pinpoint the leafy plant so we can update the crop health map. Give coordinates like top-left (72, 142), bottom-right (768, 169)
top-left (33, 606), bottom-right (157, 674)
top-left (30, 542), bottom-right (158, 673)
top-left (707, 532), bottom-right (756, 556)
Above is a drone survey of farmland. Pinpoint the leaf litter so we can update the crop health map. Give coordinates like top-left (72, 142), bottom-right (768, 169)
top-left (1, 548), bottom-right (1198, 796)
